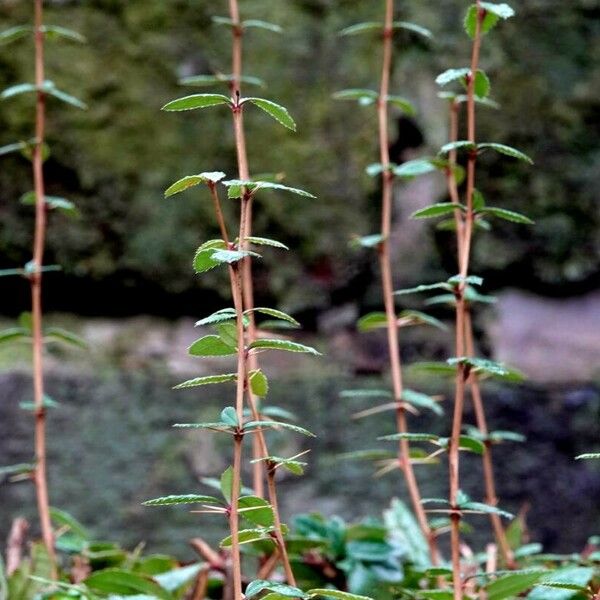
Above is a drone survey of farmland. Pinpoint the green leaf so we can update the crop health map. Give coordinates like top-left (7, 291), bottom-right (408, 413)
top-left (165, 172), bottom-right (226, 197)
top-left (249, 338), bottom-right (320, 355)
top-left (180, 73), bottom-right (265, 88)
top-left (19, 394), bottom-right (59, 411)
top-left (333, 88), bottom-right (378, 106)
top-left (246, 580), bottom-right (308, 599)
top-left (0, 140), bottom-right (27, 156)
top-left (378, 432), bottom-right (439, 443)
top-left (248, 307), bottom-right (299, 326)
top-left (392, 21), bottom-right (432, 38)
top-left (192, 240), bottom-right (226, 273)
top-left (478, 142), bottom-right (533, 163)
top-left (248, 369), bottom-right (269, 397)
top-left (245, 236), bottom-right (289, 250)
top-left (351, 234), bottom-right (384, 248)
top-left (576, 453), bottom-right (600, 460)
top-left (357, 312), bottom-right (387, 332)
top-left (244, 420), bottom-right (315, 437)
top-left (464, 3), bottom-right (514, 39)
top-left (411, 361), bottom-right (456, 376)
top-left (83, 569), bottom-right (172, 599)
top-left (45, 327), bottom-right (87, 349)
top-left (238, 496), bottom-right (275, 527)
top-left (448, 357), bottom-right (525, 381)
top-left (460, 500), bottom-right (514, 519)
top-left (154, 563), bottom-right (205, 592)
top-left (41, 25), bottom-right (86, 43)
top-left (49, 507), bottom-right (89, 540)
top-left (340, 389), bottom-right (392, 399)
top-left (309, 589), bottom-right (373, 600)
top-left (244, 97), bottom-right (296, 131)
top-left (42, 81), bottom-right (87, 109)
top-left (216, 322), bottom-right (238, 348)
top-left (473, 70), bottom-right (491, 97)
top-left (402, 389), bottom-right (443, 416)
top-left (0, 25), bottom-right (31, 45)
top-left (195, 308), bottom-right (237, 327)
top-left (394, 159), bottom-right (437, 178)
top-left (20, 192), bottom-right (79, 216)
top-left (223, 179), bottom-right (315, 199)
top-left (0, 327), bottom-right (29, 345)
top-left (436, 68), bottom-right (471, 87)
top-left (220, 528), bottom-right (274, 547)
top-left (220, 466), bottom-right (234, 503)
top-left (387, 95), bottom-right (415, 115)
top-left (173, 373), bottom-right (237, 389)
top-left (243, 19), bottom-right (283, 33)
top-left (0, 463), bottom-right (35, 478)
top-left (531, 567), bottom-right (594, 600)
top-left (220, 407), bottom-right (239, 427)
top-left (188, 335), bottom-right (236, 357)
top-left (142, 494), bottom-right (222, 507)
top-left (439, 140), bottom-right (477, 154)
top-left (412, 202), bottom-right (465, 219)
top-left (173, 422), bottom-right (234, 433)
top-left (339, 22), bottom-right (382, 36)
top-left (399, 310), bottom-right (448, 331)
top-left (394, 282), bottom-right (452, 296)
top-left (162, 93), bottom-right (231, 112)
top-left (487, 571), bottom-right (547, 600)
top-left (479, 207), bottom-right (534, 224)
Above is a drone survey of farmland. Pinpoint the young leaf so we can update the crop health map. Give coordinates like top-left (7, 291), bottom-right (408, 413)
top-left (0, 25), bottom-right (31, 45)
top-left (477, 142), bottom-right (533, 163)
top-left (248, 369), bottom-right (269, 397)
top-left (238, 496), bottom-right (275, 527)
top-left (180, 73), bottom-right (265, 88)
top-left (473, 70), bottom-right (491, 98)
top-left (394, 159), bottom-right (437, 178)
top-left (220, 467), bottom-right (234, 503)
top-left (162, 93), bottom-right (231, 112)
top-left (195, 308), bottom-right (237, 327)
top-left (188, 335), bottom-right (236, 357)
top-left (223, 179), bottom-right (315, 199)
top-left (220, 407), bottom-right (239, 427)
top-left (479, 207), bottom-right (534, 224)
top-left (244, 98), bottom-right (296, 131)
top-left (464, 3), bottom-right (514, 39)
top-left (244, 420), bottom-right (316, 437)
top-left (165, 172), bottom-right (226, 197)
top-left (249, 339), bottom-right (320, 355)
top-left (357, 312), bottom-right (387, 332)
top-left (243, 19), bottom-right (283, 33)
top-left (142, 494), bottom-right (222, 507)
top-left (412, 202), bottom-right (466, 219)
top-left (245, 236), bottom-right (289, 250)
top-left (248, 307), bottom-right (300, 326)
top-left (173, 373), bottom-right (237, 389)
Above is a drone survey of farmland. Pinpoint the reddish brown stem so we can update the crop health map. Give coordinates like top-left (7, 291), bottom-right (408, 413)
top-left (377, 0), bottom-right (439, 566)
top-left (31, 0), bottom-right (56, 576)
top-left (449, 3), bottom-right (483, 599)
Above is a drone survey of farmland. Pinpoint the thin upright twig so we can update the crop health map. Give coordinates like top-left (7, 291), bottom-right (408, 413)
top-left (377, 0), bottom-right (439, 566)
top-left (31, 0), bottom-right (56, 575)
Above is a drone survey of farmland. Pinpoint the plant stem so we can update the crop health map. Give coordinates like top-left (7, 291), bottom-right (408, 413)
top-left (449, 3), bottom-right (483, 599)
top-left (31, 0), bottom-right (56, 576)
top-left (377, 0), bottom-right (439, 566)
top-left (227, 0), bottom-right (264, 499)
top-left (465, 309), bottom-right (514, 567)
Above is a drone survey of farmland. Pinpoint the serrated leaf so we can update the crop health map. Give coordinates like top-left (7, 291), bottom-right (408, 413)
top-left (394, 282), bottom-right (453, 296)
top-left (238, 496), bottom-right (275, 527)
top-left (195, 308), bottom-right (237, 327)
top-left (478, 142), bottom-right (533, 163)
top-left (188, 335), bottom-right (236, 357)
top-left (180, 73), bottom-right (265, 88)
top-left (249, 338), bottom-right (320, 355)
top-left (440, 140), bottom-right (477, 154)
top-left (378, 432), bottom-right (439, 443)
top-left (83, 569), bottom-right (172, 599)
top-left (465, 3), bottom-right (514, 39)
top-left (248, 307), bottom-right (299, 326)
top-left (248, 369), bottom-right (269, 397)
top-left (479, 207), bottom-right (534, 224)
top-left (576, 453), bottom-right (600, 460)
top-left (246, 580), bottom-right (308, 600)
top-left (487, 571), bottom-right (547, 600)
top-left (20, 192), bottom-right (79, 216)
top-left (220, 528), bottom-right (274, 547)
top-left (142, 494), bottom-right (222, 507)
top-left (245, 236), bottom-right (289, 250)
top-left (173, 373), bottom-right (237, 389)
top-left (460, 501), bottom-right (514, 519)
top-left (192, 240), bottom-right (227, 273)
top-left (244, 97), bottom-right (296, 131)
top-left (244, 420), bottom-right (315, 437)
top-left (165, 172), bottom-right (226, 197)
top-left (222, 179), bottom-right (315, 199)
top-left (473, 70), bottom-right (491, 97)
top-left (412, 202), bottom-right (466, 219)
top-left (162, 93), bottom-right (231, 112)
top-left (436, 68), bottom-right (471, 87)
top-left (448, 356), bottom-right (525, 381)
top-left (399, 309), bottom-right (448, 331)
top-left (0, 463), bottom-right (35, 478)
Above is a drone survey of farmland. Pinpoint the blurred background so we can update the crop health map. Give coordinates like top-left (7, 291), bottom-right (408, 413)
top-left (0, 0), bottom-right (599, 559)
